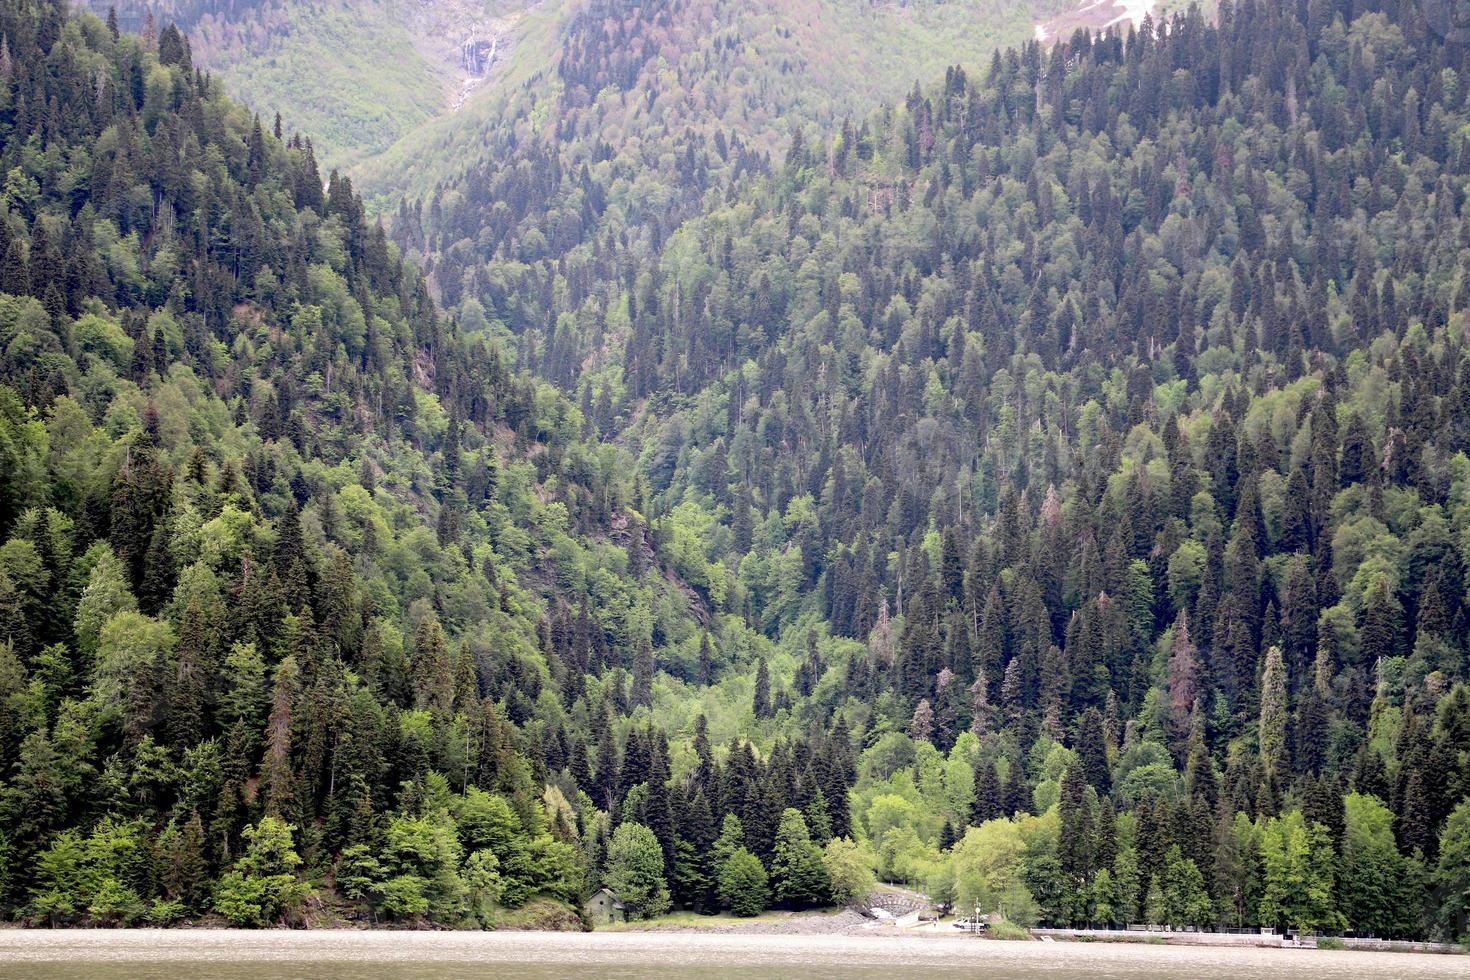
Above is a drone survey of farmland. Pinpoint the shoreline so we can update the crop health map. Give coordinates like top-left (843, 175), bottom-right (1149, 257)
top-left (610, 910), bottom-right (1466, 954)
top-left (2, 916), bottom-right (1462, 954)
top-left (0, 928), bottom-right (1465, 971)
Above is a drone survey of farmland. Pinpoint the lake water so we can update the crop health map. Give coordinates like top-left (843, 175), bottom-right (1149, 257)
top-left (0, 929), bottom-right (1463, 979)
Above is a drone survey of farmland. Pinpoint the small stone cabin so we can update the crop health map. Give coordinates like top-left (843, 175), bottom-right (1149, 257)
top-left (584, 887), bottom-right (626, 926)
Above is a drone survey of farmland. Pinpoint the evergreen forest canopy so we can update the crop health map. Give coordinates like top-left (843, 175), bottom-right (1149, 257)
top-left (0, 0), bottom-right (1469, 942)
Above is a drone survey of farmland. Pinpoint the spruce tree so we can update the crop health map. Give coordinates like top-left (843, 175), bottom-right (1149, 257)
top-left (632, 637), bottom-right (654, 709)
top-left (1074, 706), bottom-right (1110, 793)
top-left (1058, 765), bottom-right (1094, 923)
top-left (972, 761), bottom-right (1002, 825)
top-left (1258, 646), bottom-right (1289, 803)
top-left (770, 808), bottom-right (830, 909)
top-left (752, 657), bottom-right (771, 719)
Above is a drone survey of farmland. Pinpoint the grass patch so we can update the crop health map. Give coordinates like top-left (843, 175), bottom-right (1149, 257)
top-left (492, 897), bottom-right (584, 931)
top-left (221, 4), bottom-right (444, 171)
top-left (988, 917), bottom-right (1032, 941)
top-left (1316, 936), bottom-right (1345, 950)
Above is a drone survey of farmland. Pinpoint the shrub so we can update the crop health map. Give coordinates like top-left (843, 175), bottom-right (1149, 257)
top-left (989, 916), bottom-right (1031, 941)
top-left (378, 874), bottom-right (432, 919)
top-left (718, 848), bottom-right (770, 917)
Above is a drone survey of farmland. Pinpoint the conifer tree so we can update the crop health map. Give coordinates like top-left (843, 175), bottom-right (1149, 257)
top-left (698, 632), bottom-right (713, 686)
top-left (972, 761), bottom-right (1002, 825)
top-left (752, 657), bottom-right (771, 719)
top-left (770, 808), bottom-right (830, 908)
top-left (1258, 646), bottom-right (1289, 797)
top-left (1074, 706), bottom-right (1110, 793)
top-left (632, 637), bottom-right (654, 709)
top-left (260, 658), bottom-right (299, 818)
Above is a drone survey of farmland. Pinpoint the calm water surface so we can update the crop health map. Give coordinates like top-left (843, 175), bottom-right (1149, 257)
top-left (0, 929), bottom-right (1462, 979)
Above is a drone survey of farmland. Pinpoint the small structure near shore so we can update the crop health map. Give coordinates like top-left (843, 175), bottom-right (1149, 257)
top-left (864, 888), bottom-right (931, 922)
top-left (583, 888), bottom-right (627, 926)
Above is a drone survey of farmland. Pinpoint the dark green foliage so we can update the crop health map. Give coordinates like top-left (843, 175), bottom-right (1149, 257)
top-left (770, 808), bottom-right (830, 909)
top-left (717, 847), bottom-right (769, 918)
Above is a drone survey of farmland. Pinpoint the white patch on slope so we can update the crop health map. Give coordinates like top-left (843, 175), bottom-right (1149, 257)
top-left (1035, 0), bottom-right (1158, 46)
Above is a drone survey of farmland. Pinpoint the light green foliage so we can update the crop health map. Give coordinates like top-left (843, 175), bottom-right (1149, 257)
top-left (72, 314), bottom-right (133, 372)
top-left (91, 612), bottom-right (175, 738)
top-left (377, 874), bottom-right (431, 919)
top-left (1258, 811), bottom-right (1342, 934)
top-left (603, 822), bottom-right (669, 920)
top-left (457, 789), bottom-right (536, 908)
top-left (865, 793), bottom-right (920, 845)
top-left (771, 808), bottom-right (830, 908)
top-left (380, 812), bottom-right (466, 921)
top-left (27, 830), bottom-right (87, 925)
top-left (1160, 846), bottom-right (1213, 928)
top-left (823, 837), bottom-right (877, 907)
top-left (1436, 799), bottom-right (1470, 940)
top-left (336, 845), bottom-right (385, 903)
top-left (1340, 793), bottom-right (1418, 936)
top-left (464, 849), bottom-right (505, 926)
top-left (877, 824), bottom-right (934, 884)
top-left (214, 817), bottom-right (311, 927)
top-left (1090, 867), bottom-right (1116, 925)
top-left (81, 818), bottom-right (151, 920)
top-left (987, 916), bottom-right (1032, 940)
top-left (72, 545), bottom-right (136, 663)
top-left (1166, 540), bottom-right (1206, 612)
top-left (1215, 812), bottom-right (1262, 928)
top-left (950, 818), bottom-right (1037, 924)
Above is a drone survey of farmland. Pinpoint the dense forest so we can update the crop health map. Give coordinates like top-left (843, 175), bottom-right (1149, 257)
top-left (1, 0), bottom-right (1470, 941)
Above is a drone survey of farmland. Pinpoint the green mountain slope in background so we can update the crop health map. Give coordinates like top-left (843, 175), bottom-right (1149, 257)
top-left (76, 0), bottom-right (541, 171)
top-left (76, 1), bottom-right (1082, 180)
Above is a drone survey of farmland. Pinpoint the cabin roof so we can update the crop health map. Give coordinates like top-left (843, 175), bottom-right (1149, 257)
top-left (589, 887), bottom-right (626, 909)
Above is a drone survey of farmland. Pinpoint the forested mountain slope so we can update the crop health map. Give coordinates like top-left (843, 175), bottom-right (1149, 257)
top-left (70, 2), bottom-right (1080, 190)
top-left (0, 1), bottom-right (730, 927)
top-left (632, 0), bottom-right (1470, 937)
top-left (402, 0), bottom-right (1470, 937)
top-left (4, 0), bottom-right (1470, 942)
top-left (368, 0), bottom-right (1080, 314)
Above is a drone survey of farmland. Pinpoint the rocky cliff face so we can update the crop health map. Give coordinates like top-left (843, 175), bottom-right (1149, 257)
top-left (403, 0), bottom-right (531, 112)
